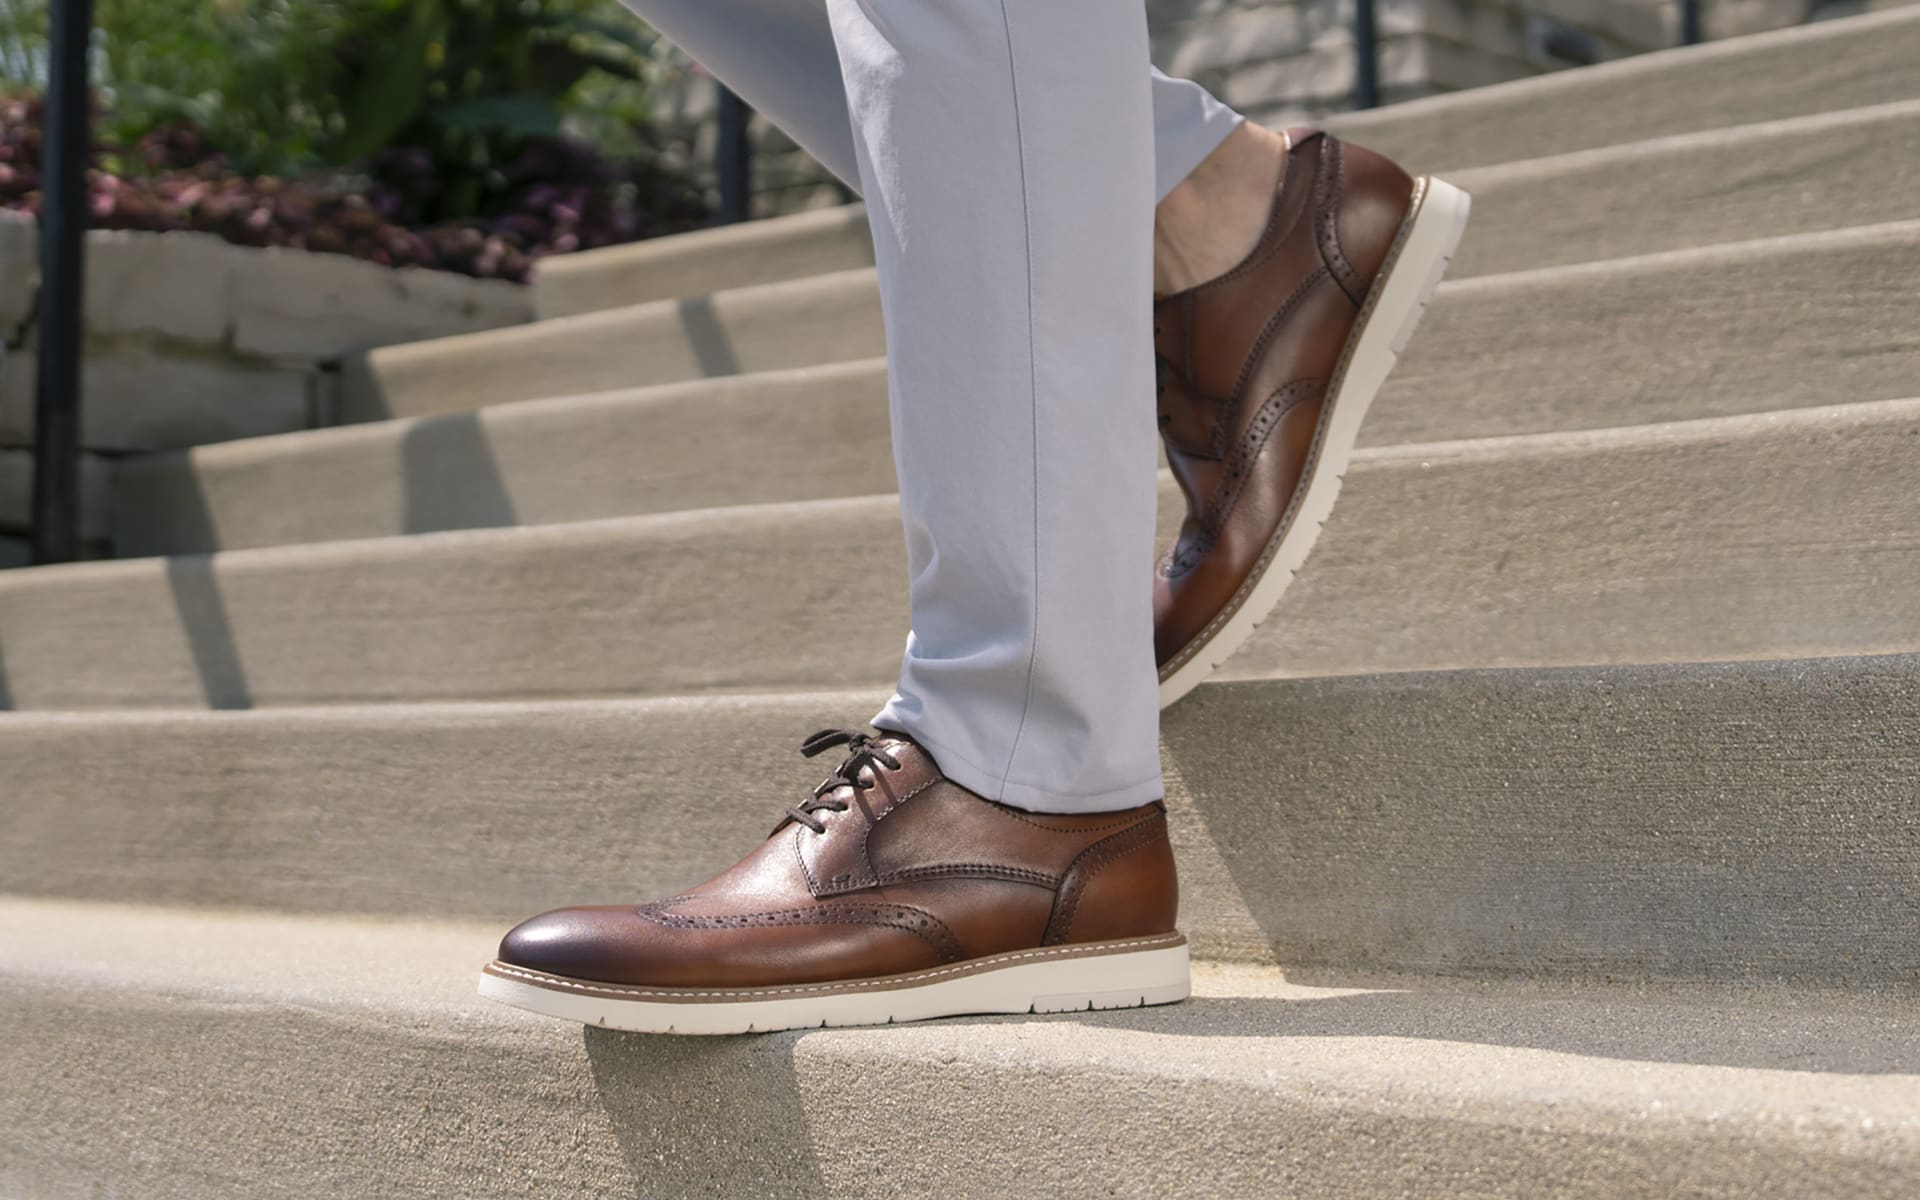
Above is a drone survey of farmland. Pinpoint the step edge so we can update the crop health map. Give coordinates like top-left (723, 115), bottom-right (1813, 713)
top-left (1440, 215), bottom-right (1920, 294)
top-left (3, 648), bottom-right (1916, 727)
top-left (1449, 96), bottom-right (1920, 188)
top-left (119, 357), bottom-right (894, 475)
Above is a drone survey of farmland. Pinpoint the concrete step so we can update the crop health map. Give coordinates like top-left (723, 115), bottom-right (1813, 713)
top-left (519, 99), bottom-right (1920, 316)
top-left (1321, 4), bottom-right (1920, 171)
top-left (6, 898), bottom-right (1916, 1200)
top-left (337, 221), bottom-right (1920, 427)
top-left (1448, 99), bottom-right (1920, 277)
top-left (12, 396), bottom-right (1920, 710)
top-left (337, 267), bottom-right (883, 423)
top-left (3, 651), bottom-right (1917, 986)
top-left (114, 361), bottom-right (891, 557)
top-left (140, 222), bottom-right (1920, 558)
top-left (533, 202), bottom-right (874, 320)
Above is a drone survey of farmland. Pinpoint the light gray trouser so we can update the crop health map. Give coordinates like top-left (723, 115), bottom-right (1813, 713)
top-left (620, 0), bottom-right (1244, 812)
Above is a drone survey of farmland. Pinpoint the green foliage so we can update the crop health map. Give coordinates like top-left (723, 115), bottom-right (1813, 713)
top-left (0, 0), bottom-right (678, 224)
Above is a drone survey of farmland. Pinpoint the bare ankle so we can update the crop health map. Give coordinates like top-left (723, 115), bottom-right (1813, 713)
top-left (1154, 121), bottom-right (1290, 296)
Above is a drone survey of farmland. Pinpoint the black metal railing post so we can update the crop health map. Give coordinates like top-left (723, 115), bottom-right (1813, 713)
top-left (715, 85), bottom-right (751, 226)
top-left (1680, 0), bottom-right (1704, 44)
top-left (31, 0), bottom-right (92, 565)
top-left (1352, 0), bottom-right (1381, 110)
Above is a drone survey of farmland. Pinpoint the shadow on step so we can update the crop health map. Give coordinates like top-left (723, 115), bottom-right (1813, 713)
top-left (0, 636), bottom-right (12, 709)
top-left (399, 411), bottom-right (518, 535)
top-left (1057, 986), bottom-right (1917, 1076)
top-left (583, 1026), bottom-right (829, 1196)
top-left (675, 295), bottom-right (742, 378)
top-left (165, 556), bottom-right (252, 709)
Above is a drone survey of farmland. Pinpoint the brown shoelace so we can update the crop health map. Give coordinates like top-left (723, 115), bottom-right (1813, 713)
top-left (786, 728), bottom-right (904, 834)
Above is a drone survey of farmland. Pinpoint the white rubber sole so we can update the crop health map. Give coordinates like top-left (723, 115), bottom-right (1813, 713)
top-left (1158, 175), bottom-right (1473, 709)
top-left (477, 933), bottom-right (1191, 1036)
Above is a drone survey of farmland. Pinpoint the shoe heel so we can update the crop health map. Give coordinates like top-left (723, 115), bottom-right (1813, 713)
top-left (1026, 941), bottom-right (1192, 1014)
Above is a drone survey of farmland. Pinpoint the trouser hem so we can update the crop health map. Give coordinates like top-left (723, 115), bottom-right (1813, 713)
top-left (873, 716), bottom-right (1164, 816)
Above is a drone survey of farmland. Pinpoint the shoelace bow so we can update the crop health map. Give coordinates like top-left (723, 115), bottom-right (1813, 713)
top-left (786, 728), bottom-right (903, 834)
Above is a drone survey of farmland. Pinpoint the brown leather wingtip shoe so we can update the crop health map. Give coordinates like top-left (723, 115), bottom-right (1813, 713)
top-left (1154, 130), bottom-right (1472, 706)
top-left (479, 729), bottom-right (1188, 1034)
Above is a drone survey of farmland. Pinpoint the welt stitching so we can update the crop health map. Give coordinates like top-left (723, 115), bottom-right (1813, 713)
top-left (486, 935), bottom-right (1184, 1000)
top-left (991, 806), bottom-right (1143, 835)
top-left (878, 863), bottom-right (1057, 886)
top-left (793, 825), bottom-right (819, 894)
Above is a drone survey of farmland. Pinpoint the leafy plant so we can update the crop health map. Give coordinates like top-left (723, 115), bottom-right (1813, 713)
top-left (315, 0), bottom-right (673, 223)
top-left (0, 0), bottom-right (693, 230)
top-left (0, 87), bottom-right (710, 282)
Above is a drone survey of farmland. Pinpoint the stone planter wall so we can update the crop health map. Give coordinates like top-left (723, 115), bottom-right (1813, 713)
top-left (649, 0), bottom-right (1825, 218)
top-left (0, 210), bottom-right (533, 559)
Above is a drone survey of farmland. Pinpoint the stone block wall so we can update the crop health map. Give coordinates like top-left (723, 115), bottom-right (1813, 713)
top-left (647, 0), bottom-right (1833, 217)
top-left (0, 210), bottom-right (533, 559)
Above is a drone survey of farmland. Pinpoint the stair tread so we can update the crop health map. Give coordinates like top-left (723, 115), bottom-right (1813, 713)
top-left (4, 895), bottom-right (1916, 1200)
top-left (7, 894), bottom-right (1916, 1106)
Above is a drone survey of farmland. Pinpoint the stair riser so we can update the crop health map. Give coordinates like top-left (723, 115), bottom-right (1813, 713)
top-left (7, 968), bottom-right (1916, 1200)
top-left (14, 398), bottom-right (1920, 709)
top-left (116, 226), bottom-right (1920, 556)
top-left (5, 653), bottom-right (1917, 988)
